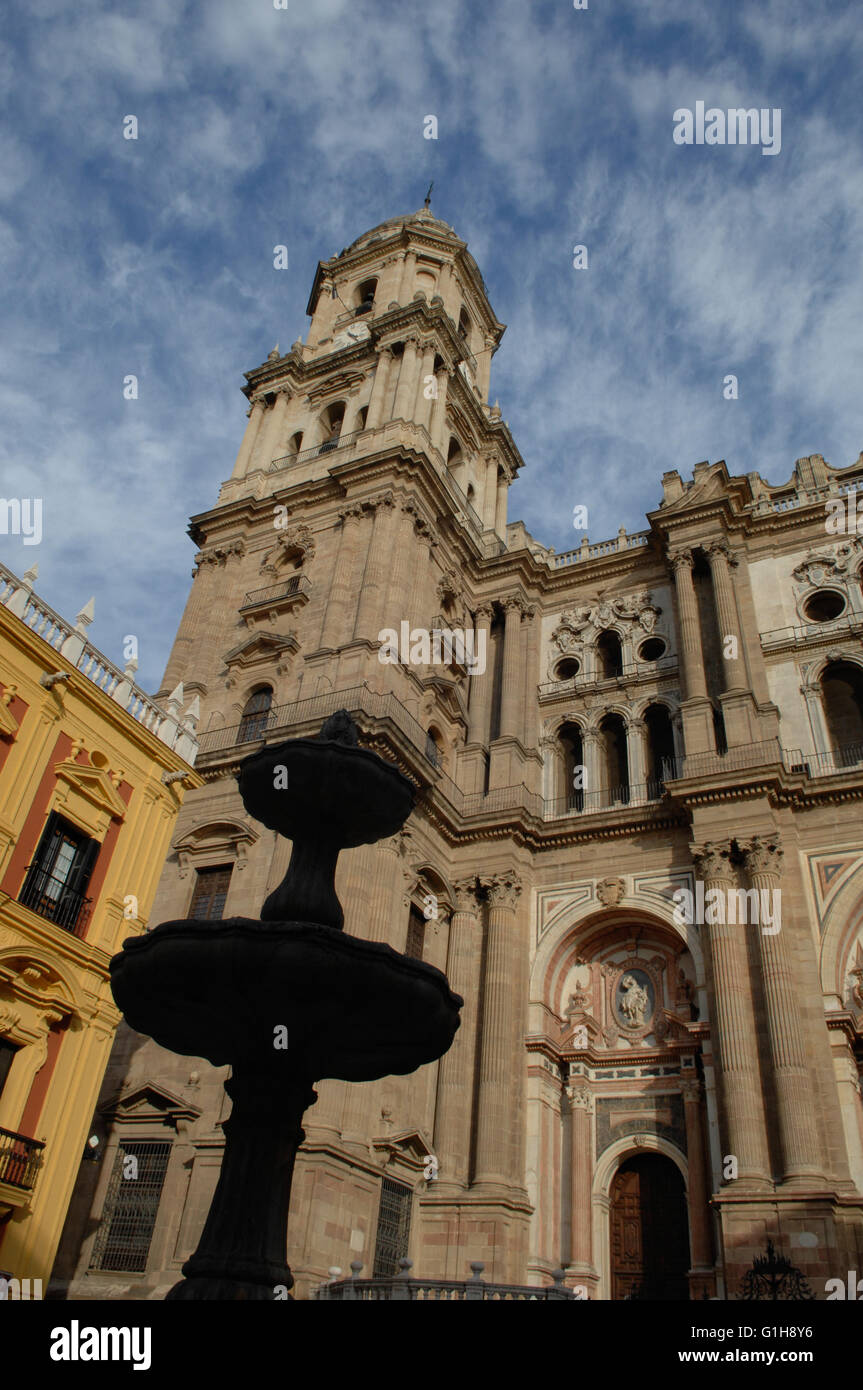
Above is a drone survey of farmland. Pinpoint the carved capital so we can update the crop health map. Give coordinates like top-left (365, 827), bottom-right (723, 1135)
top-left (742, 834), bottom-right (784, 879)
top-left (481, 873), bottom-right (522, 910)
top-left (680, 1078), bottom-right (703, 1104)
top-left (567, 1086), bottom-right (594, 1114)
top-left (705, 539), bottom-right (731, 563)
top-left (502, 595), bottom-right (524, 616)
top-left (452, 877), bottom-right (479, 913)
top-left (669, 549), bottom-right (694, 574)
top-left (474, 602), bottom-right (494, 624)
top-left (691, 839), bottom-right (733, 883)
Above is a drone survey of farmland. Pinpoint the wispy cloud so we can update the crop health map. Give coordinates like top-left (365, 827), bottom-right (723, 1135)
top-left (1, 0), bottom-right (861, 685)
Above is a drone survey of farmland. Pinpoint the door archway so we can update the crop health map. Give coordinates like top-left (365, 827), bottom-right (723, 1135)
top-left (610, 1153), bottom-right (690, 1299)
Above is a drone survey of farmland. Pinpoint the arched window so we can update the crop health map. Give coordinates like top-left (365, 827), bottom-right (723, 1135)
top-left (318, 402), bottom-right (345, 454)
top-left (425, 726), bottom-right (444, 768)
top-left (644, 704), bottom-right (675, 798)
top-left (287, 431), bottom-right (303, 459)
top-left (458, 307), bottom-right (471, 343)
top-left (237, 687), bottom-right (273, 744)
top-left (558, 721), bottom-right (584, 811)
top-left (821, 660), bottom-right (863, 766)
top-left (596, 630), bottom-right (623, 680)
top-left (356, 404), bottom-right (369, 431)
top-left (599, 713), bottom-right (629, 804)
top-left (355, 279), bottom-right (377, 315)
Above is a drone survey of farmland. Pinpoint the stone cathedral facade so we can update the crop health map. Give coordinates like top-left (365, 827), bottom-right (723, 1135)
top-left (54, 208), bottom-right (863, 1300)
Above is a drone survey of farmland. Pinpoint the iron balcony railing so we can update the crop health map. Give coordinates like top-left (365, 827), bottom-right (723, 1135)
top-left (18, 865), bottom-right (92, 934)
top-left (240, 576), bottom-right (310, 610)
top-left (315, 1259), bottom-right (575, 1301)
top-left (538, 654), bottom-right (678, 695)
top-left (759, 609), bottom-right (863, 648)
top-left (270, 430), bottom-right (363, 471)
top-left (0, 1128), bottom-right (44, 1191)
top-left (789, 742), bottom-right (863, 776)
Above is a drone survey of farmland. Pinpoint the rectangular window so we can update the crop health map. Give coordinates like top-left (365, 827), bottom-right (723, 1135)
top-left (189, 865), bottom-right (233, 920)
top-left (372, 1177), bottom-right (412, 1278)
top-left (0, 1040), bottom-right (19, 1101)
top-left (19, 812), bottom-right (99, 933)
top-left (89, 1140), bottom-right (171, 1273)
top-left (405, 906), bottom-right (425, 961)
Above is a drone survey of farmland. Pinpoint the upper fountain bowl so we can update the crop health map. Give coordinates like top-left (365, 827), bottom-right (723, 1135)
top-left (236, 709), bottom-right (415, 849)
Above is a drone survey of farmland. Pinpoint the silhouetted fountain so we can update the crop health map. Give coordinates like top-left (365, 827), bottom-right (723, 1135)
top-left (110, 711), bottom-right (462, 1299)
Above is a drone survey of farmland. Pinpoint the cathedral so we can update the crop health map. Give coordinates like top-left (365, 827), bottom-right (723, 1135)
top-left (53, 207), bottom-right (863, 1300)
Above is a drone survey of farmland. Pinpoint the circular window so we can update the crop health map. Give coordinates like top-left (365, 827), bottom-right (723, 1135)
top-left (638, 638), bottom-right (667, 662)
top-left (803, 590), bottom-right (846, 623)
top-left (90, 750), bottom-right (110, 769)
top-left (555, 658), bottom-right (580, 680)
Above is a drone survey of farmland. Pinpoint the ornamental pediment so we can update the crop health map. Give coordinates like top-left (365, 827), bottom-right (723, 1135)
top-left (54, 759), bottom-right (127, 820)
top-left (223, 631), bottom-right (299, 672)
top-left (101, 1082), bottom-right (202, 1126)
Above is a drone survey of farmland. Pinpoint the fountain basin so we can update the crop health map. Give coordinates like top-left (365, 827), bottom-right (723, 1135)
top-left (111, 917), bottom-right (462, 1081)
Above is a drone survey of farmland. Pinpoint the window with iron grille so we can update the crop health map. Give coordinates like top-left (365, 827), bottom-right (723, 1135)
top-left (237, 686), bottom-right (273, 743)
top-left (373, 1177), bottom-right (412, 1277)
top-left (89, 1140), bottom-right (171, 1273)
top-left (19, 812), bottom-right (99, 933)
top-left (405, 906), bottom-right (425, 961)
top-left (189, 864), bottom-right (233, 921)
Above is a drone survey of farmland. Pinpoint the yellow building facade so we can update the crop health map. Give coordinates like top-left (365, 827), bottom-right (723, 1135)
top-left (0, 561), bottom-right (200, 1291)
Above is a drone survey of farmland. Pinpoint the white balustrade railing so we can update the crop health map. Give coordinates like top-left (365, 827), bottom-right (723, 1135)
top-left (0, 562), bottom-right (197, 763)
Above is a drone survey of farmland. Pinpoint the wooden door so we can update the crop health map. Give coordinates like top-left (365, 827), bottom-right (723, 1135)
top-left (610, 1154), bottom-right (690, 1300)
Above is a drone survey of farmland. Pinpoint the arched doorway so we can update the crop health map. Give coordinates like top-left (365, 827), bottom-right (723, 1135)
top-left (610, 1154), bottom-right (690, 1299)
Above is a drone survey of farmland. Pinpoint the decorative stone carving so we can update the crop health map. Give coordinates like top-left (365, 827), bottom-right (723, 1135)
top-left (192, 540), bottom-right (246, 576)
top-left (680, 1078), bottom-right (703, 1104)
top-left (743, 834), bottom-right (783, 879)
top-left (259, 523), bottom-right (315, 575)
top-left (452, 877), bottom-right (478, 913)
top-left (596, 876), bottom-right (626, 908)
top-left (618, 974), bottom-right (650, 1027)
top-left (691, 839), bottom-right (733, 882)
top-left (481, 873), bottom-right (522, 910)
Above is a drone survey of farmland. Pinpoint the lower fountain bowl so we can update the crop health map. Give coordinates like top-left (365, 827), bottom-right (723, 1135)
top-left (110, 918), bottom-right (462, 1082)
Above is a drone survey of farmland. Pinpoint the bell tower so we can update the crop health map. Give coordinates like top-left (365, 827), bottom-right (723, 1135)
top-left (219, 206), bottom-right (522, 542)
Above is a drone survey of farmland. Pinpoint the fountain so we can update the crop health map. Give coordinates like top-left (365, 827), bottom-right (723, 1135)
top-left (110, 711), bottom-right (463, 1299)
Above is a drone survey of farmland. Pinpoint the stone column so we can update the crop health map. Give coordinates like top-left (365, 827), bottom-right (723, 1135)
top-left (354, 495), bottom-right (396, 642)
top-left (626, 717), bottom-right (647, 803)
top-left (259, 388), bottom-right (291, 469)
top-left (494, 468), bottom-right (508, 535)
top-left (429, 366), bottom-right (451, 455)
top-left (681, 1079), bottom-right (714, 1293)
top-left (706, 541), bottom-right (746, 692)
top-left (743, 835), bottom-right (823, 1183)
top-left (692, 841), bottom-right (771, 1187)
top-left (379, 503), bottom-right (417, 640)
top-left (499, 598), bottom-right (524, 740)
top-left (520, 606), bottom-right (538, 752)
top-left (473, 873), bottom-right (522, 1187)
top-left (397, 249), bottom-right (416, 302)
top-left (393, 338), bottom-right (420, 421)
top-left (231, 397), bottom-right (266, 478)
top-left (482, 457), bottom-right (498, 530)
top-left (318, 505), bottom-right (362, 650)
top-left (365, 347), bottom-right (393, 430)
top-left (433, 879), bottom-right (481, 1191)
top-left (568, 1081), bottom-right (594, 1276)
top-left (582, 729), bottom-right (602, 812)
top-left (467, 604), bottom-right (494, 745)
top-left (414, 343), bottom-right (437, 432)
top-left (670, 550), bottom-right (708, 700)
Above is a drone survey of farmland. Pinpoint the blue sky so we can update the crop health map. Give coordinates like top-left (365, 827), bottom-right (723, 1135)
top-left (1, 0), bottom-right (862, 689)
